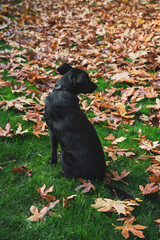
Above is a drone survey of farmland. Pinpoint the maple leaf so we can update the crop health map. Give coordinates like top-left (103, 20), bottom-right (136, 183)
top-left (104, 145), bottom-right (135, 161)
top-left (114, 216), bottom-right (148, 239)
top-left (0, 119), bottom-right (13, 137)
top-left (0, 79), bottom-right (10, 88)
top-left (75, 178), bottom-right (95, 193)
top-left (63, 194), bottom-right (77, 208)
top-left (27, 199), bottom-right (61, 222)
top-left (139, 140), bottom-right (160, 151)
top-left (112, 137), bottom-right (126, 144)
top-left (37, 184), bottom-right (56, 202)
top-left (15, 123), bottom-right (29, 135)
top-left (12, 163), bottom-right (32, 177)
top-left (33, 122), bottom-right (48, 138)
top-left (110, 169), bottom-right (130, 182)
top-left (150, 156), bottom-right (160, 164)
top-left (91, 198), bottom-right (127, 215)
top-left (148, 174), bottom-right (160, 184)
top-left (139, 183), bottom-right (160, 195)
top-left (0, 96), bottom-right (35, 111)
top-left (146, 164), bottom-right (160, 176)
top-left (0, 120), bottom-right (28, 137)
top-left (22, 110), bottom-right (43, 123)
top-left (27, 205), bottom-right (48, 222)
top-left (104, 134), bottom-right (116, 141)
top-left (147, 98), bottom-right (160, 109)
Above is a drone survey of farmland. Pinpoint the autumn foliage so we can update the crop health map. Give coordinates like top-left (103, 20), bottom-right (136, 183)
top-left (0, 0), bottom-right (160, 239)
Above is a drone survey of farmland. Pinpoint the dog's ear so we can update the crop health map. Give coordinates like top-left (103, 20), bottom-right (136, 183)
top-left (57, 63), bottom-right (72, 75)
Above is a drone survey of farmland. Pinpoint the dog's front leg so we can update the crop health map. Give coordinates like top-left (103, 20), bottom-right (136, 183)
top-left (49, 131), bottom-right (58, 165)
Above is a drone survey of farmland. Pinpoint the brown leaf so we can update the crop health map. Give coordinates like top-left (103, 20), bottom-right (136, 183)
top-left (149, 174), bottom-right (160, 183)
top-left (104, 134), bottom-right (116, 141)
top-left (112, 137), bottom-right (126, 144)
top-left (104, 145), bottom-right (135, 161)
top-left (139, 140), bottom-right (160, 151)
top-left (0, 119), bottom-right (13, 137)
top-left (110, 169), bottom-right (130, 181)
top-left (75, 178), bottom-right (95, 193)
top-left (32, 122), bottom-right (48, 138)
top-left (63, 194), bottom-right (77, 208)
top-left (27, 205), bottom-right (48, 222)
top-left (0, 79), bottom-right (10, 88)
top-left (139, 183), bottom-right (160, 195)
top-left (0, 120), bottom-right (28, 137)
top-left (146, 164), bottom-right (160, 176)
top-left (115, 216), bottom-right (148, 239)
top-left (12, 163), bottom-right (32, 177)
top-left (91, 198), bottom-right (133, 215)
top-left (15, 123), bottom-right (29, 135)
top-left (37, 184), bottom-right (56, 202)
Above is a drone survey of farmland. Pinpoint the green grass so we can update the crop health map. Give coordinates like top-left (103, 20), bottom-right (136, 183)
top-left (0, 32), bottom-right (160, 240)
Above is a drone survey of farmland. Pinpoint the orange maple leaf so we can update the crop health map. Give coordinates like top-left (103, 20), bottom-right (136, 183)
top-left (114, 217), bottom-right (148, 239)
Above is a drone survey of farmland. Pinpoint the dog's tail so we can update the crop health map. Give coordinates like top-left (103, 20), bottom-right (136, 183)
top-left (57, 63), bottom-right (72, 75)
top-left (106, 184), bottom-right (135, 200)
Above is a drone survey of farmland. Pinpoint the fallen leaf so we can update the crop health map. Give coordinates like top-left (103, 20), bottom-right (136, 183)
top-left (91, 198), bottom-right (127, 215)
top-left (75, 178), bottom-right (95, 193)
top-left (104, 134), bottom-right (116, 141)
top-left (139, 140), bottom-right (160, 151)
top-left (33, 122), bottom-right (48, 138)
top-left (114, 216), bottom-right (148, 239)
top-left (27, 205), bottom-right (48, 222)
top-left (63, 194), bottom-right (77, 208)
top-left (37, 184), bottom-right (56, 202)
top-left (12, 163), bottom-right (32, 177)
top-left (110, 169), bottom-right (130, 182)
top-left (112, 137), bottom-right (126, 144)
top-left (139, 183), bottom-right (160, 195)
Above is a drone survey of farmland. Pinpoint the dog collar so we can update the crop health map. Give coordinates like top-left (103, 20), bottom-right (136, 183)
top-left (54, 84), bottom-right (62, 90)
top-left (54, 84), bottom-right (71, 92)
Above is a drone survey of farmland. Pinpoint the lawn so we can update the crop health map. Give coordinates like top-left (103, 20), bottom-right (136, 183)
top-left (0, 0), bottom-right (160, 239)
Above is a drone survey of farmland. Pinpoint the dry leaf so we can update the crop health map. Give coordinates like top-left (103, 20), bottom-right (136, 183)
top-left (27, 200), bottom-right (61, 221)
top-left (12, 163), bottom-right (32, 177)
top-left (63, 194), bottom-right (77, 208)
top-left (114, 216), bottom-right (148, 239)
top-left (91, 198), bottom-right (127, 215)
top-left (27, 205), bottom-right (48, 222)
top-left (37, 184), bottom-right (56, 202)
top-left (112, 137), bottom-right (126, 144)
top-left (75, 178), bottom-right (95, 193)
top-left (110, 169), bottom-right (130, 181)
top-left (139, 183), bottom-right (160, 195)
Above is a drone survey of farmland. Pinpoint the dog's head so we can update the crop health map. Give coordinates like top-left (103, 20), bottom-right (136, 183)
top-left (56, 63), bottom-right (97, 94)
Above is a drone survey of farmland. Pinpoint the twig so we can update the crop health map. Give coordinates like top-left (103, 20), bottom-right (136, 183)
top-left (113, 189), bottom-right (119, 200)
top-left (120, 179), bottom-right (129, 185)
top-left (0, 160), bottom-right (16, 165)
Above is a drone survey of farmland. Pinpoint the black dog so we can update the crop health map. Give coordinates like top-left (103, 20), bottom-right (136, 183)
top-left (45, 63), bottom-right (134, 200)
top-left (45, 63), bottom-right (106, 180)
